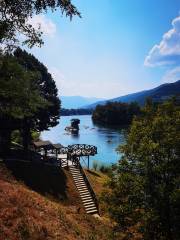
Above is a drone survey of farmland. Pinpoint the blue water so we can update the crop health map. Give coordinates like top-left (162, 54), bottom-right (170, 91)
top-left (41, 115), bottom-right (126, 167)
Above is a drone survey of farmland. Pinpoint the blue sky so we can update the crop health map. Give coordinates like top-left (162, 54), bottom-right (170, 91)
top-left (28, 0), bottom-right (180, 98)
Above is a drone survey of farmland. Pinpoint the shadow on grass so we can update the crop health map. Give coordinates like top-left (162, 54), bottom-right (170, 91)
top-left (87, 169), bottom-right (101, 178)
top-left (5, 160), bottom-right (68, 201)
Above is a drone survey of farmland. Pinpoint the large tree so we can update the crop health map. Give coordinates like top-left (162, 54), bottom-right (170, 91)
top-left (102, 99), bottom-right (180, 239)
top-left (14, 48), bottom-right (60, 130)
top-left (0, 0), bottom-right (80, 50)
top-left (12, 48), bottom-right (61, 151)
top-left (0, 48), bottom-right (61, 153)
top-left (0, 53), bottom-right (47, 153)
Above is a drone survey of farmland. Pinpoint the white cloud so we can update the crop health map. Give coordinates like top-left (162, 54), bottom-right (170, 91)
top-left (28, 15), bottom-right (56, 37)
top-left (144, 15), bottom-right (180, 66)
top-left (162, 66), bottom-right (180, 83)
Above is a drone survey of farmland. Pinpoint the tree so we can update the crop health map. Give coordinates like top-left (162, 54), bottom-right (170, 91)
top-left (92, 101), bottom-right (141, 126)
top-left (13, 48), bottom-right (61, 150)
top-left (0, 53), bottom-right (47, 153)
top-left (102, 99), bottom-right (180, 239)
top-left (0, 0), bottom-right (80, 51)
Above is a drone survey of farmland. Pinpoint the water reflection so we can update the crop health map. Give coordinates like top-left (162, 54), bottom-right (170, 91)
top-left (71, 133), bottom-right (80, 139)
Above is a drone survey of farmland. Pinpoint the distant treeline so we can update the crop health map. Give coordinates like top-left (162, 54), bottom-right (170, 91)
top-left (92, 101), bottom-right (141, 125)
top-left (60, 108), bottom-right (93, 116)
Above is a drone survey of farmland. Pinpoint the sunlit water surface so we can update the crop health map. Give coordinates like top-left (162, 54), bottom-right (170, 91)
top-left (41, 115), bottom-right (126, 167)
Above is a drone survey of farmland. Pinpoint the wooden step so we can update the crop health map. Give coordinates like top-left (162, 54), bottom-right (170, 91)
top-left (71, 171), bottom-right (81, 174)
top-left (69, 165), bottom-right (99, 215)
top-left (79, 192), bottom-right (91, 197)
top-left (75, 181), bottom-right (86, 185)
top-left (78, 189), bottom-right (89, 194)
top-left (83, 199), bottom-right (95, 203)
top-left (77, 188), bottom-right (88, 192)
top-left (77, 186), bottom-right (89, 190)
top-left (85, 206), bottom-right (97, 211)
top-left (73, 177), bottom-right (84, 181)
top-left (76, 183), bottom-right (87, 188)
top-left (74, 180), bottom-right (85, 184)
top-left (70, 169), bottom-right (81, 172)
top-left (81, 196), bottom-right (93, 201)
top-left (72, 174), bottom-right (83, 178)
top-left (81, 194), bottom-right (92, 199)
top-left (76, 185), bottom-right (87, 189)
top-left (86, 209), bottom-right (98, 214)
top-left (83, 202), bottom-right (96, 207)
top-left (72, 175), bottom-right (82, 179)
top-left (81, 197), bottom-right (92, 202)
top-left (77, 184), bottom-right (88, 188)
top-left (72, 174), bottom-right (83, 177)
top-left (75, 182), bottom-right (85, 185)
top-left (76, 184), bottom-right (88, 189)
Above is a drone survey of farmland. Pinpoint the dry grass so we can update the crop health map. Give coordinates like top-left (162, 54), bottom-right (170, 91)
top-left (84, 169), bottom-right (109, 197)
top-left (0, 162), bottom-right (114, 240)
top-left (84, 169), bottom-right (110, 216)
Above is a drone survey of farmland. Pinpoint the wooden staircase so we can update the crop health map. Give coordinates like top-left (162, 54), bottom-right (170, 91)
top-left (69, 165), bottom-right (99, 215)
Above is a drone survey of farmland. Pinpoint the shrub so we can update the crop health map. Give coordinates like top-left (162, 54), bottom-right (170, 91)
top-left (92, 160), bottom-right (99, 171)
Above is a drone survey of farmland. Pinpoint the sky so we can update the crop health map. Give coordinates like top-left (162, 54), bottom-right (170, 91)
top-left (27, 0), bottom-right (180, 98)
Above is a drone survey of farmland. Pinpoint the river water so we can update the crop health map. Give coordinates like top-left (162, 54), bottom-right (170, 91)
top-left (41, 115), bottom-right (126, 167)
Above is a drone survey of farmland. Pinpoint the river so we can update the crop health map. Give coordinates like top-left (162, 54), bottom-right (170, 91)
top-left (41, 115), bottom-right (126, 167)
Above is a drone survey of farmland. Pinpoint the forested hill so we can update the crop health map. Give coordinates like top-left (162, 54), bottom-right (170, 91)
top-left (60, 96), bottom-right (104, 109)
top-left (85, 80), bottom-right (180, 109)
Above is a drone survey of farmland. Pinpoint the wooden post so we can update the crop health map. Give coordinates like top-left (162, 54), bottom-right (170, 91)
top-left (88, 156), bottom-right (89, 170)
top-left (44, 149), bottom-right (47, 162)
top-left (56, 149), bottom-right (58, 160)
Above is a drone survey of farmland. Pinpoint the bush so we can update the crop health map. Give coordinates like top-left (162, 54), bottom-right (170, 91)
top-left (102, 99), bottom-right (180, 239)
top-left (92, 160), bottom-right (98, 171)
top-left (99, 164), bottom-right (112, 175)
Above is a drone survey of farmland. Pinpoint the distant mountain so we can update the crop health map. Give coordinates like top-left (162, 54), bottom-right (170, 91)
top-left (60, 96), bottom-right (105, 109)
top-left (85, 80), bottom-right (180, 109)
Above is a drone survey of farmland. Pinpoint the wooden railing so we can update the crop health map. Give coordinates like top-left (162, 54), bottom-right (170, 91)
top-left (78, 163), bottom-right (99, 214)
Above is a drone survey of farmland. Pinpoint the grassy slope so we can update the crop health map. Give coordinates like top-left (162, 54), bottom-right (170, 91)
top-left (85, 169), bottom-right (109, 195)
top-left (85, 169), bottom-right (111, 217)
top-left (0, 161), bottom-right (114, 240)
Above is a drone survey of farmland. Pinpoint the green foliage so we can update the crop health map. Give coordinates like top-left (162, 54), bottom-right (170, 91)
top-left (14, 48), bottom-right (61, 131)
top-left (31, 131), bottom-right (40, 142)
top-left (0, 54), bottom-right (47, 119)
top-left (99, 164), bottom-right (112, 175)
top-left (11, 130), bottom-right (40, 146)
top-left (92, 160), bottom-right (112, 175)
top-left (0, 49), bottom-right (60, 152)
top-left (0, 0), bottom-right (80, 51)
top-left (11, 130), bottom-right (22, 145)
top-left (92, 101), bottom-right (141, 126)
top-left (102, 99), bottom-right (180, 239)
top-left (92, 160), bottom-right (98, 171)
